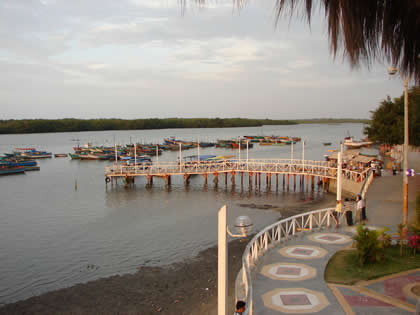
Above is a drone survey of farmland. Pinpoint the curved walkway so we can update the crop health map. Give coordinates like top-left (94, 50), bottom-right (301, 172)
top-left (249, 170), bottom-right (420, 314)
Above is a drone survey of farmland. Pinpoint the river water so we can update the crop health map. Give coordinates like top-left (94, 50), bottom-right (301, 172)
top-left (0, 123), bottom-right (364, 304)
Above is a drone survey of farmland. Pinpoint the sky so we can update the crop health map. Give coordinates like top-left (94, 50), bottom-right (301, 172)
top-left (0, 0), bottom-right (407, 120)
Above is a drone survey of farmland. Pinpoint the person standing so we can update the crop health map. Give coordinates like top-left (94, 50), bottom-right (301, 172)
top-left (356, 195), bottom-right (363, 223)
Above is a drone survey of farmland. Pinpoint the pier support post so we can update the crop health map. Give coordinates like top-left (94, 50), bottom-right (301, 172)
top-left (267, 173), bottom-right (271, 190)
top-left (146, 175), bottom-right (153, 186)
top-left (224, 172), bottom-right (228, 185)
top-left (311, 175), bottom-right (314, 190)
top-left (213, 173), bottom-right (219, 186)
top-left (202, 173), bottom-right (208, 185)
top-left (231, 171), bottom-right (236, 185)
top-left (283, 174), bottom-right (285, 189)
top-left (293, 174), bottom-right (296, 191)
top-left (276, 174), bottom-right (279, 190)
top-left (240, 172), bottom-right (243, 186)
top-left (248, 172), bottom-right (253, 189)
top-left (184, 174), bottom-right (191, 186)
top-left (306, 175), bottom-right (309, 191)
top-left (258, 173), bottom-right (261, 189)
top-left (287, 174), bottom-right (290, 191)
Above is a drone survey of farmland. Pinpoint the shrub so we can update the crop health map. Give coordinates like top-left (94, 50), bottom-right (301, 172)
top-left (353, 225), bottom-right (385, 265)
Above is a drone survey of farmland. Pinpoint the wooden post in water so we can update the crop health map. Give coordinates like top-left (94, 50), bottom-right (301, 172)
top-left (311, 175), bottom-right (315, 190)
top-left (231, 171), bottom-right (236, 185)
top-left (240, 172), bottom-right (243, 186)
top-left (224, 172), bottom-right (228, 185)
top-left (293, 174), bottom-right (296, 191)
top-left (276, 174), bottom-right (279, 190)
top-left (184, 174), bottom-right (190, 186)
top-left (248, 172), bottom-right (252, 189)
top-left (213, 173), bottom-right (219, 186)
top-left (287, 174), bottom-right (290, 191)
top-left (203, 173), bottom-right (208, 185)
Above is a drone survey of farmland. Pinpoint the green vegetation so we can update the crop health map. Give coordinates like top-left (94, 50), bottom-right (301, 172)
top-left (353, 225), bottom-right (389, 265)
top-left (325, 246), bottom-right (420, 285)
top-left (295, 118), bottom-right (369, 124)
top-left (0, 118), bottom-right (367, 134)
top-left (364, 86), bottom-right (420, 146)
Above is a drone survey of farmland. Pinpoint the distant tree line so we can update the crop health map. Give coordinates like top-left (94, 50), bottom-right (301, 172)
top-left (0, 118), bottom-right (298, 134)
top-left (0, 117), bottom-right (372, 135)
top-left (364, 86), bottom-right (420, 146)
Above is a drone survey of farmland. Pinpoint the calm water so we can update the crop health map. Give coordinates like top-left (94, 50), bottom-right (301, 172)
top-left (0, 123), bottom-right (364, 304)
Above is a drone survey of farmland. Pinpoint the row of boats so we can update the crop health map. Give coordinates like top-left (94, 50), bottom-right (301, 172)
top-left (0, 148), bottom-right (51, 175)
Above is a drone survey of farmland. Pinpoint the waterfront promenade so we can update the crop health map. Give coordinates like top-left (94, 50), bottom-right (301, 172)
top-left (243, 163), bottom-right (420, 314)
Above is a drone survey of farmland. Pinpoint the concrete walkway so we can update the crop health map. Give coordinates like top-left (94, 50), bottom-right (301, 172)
top-left (250, 167), bottom-right (420, 314)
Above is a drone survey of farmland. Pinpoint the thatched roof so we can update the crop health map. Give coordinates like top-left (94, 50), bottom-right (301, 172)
top-left (274, 0), bottom-right (420, 82)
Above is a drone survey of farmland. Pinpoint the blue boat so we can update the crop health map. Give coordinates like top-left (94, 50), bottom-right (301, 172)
top-left (0, 166), bottom-right (25, 176)
top-left (0, 160), bottom-right (37, 167)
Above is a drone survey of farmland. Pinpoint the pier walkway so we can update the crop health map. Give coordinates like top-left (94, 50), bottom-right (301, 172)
top-left (238, 170), bottom-right (420, 315)
top-left (105, 159), bottom-right (369, 188)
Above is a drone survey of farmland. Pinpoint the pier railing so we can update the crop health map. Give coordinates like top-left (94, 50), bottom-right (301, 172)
top-left (236, 207), bottom-right (341, 315)
top-left (105, 159), bottom-right (369, 182)
top-left (236, 167), bottom-right (374, 315)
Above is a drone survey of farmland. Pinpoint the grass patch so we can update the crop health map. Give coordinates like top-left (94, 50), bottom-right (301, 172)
top-left (325, 246), bottom-right (420, 285)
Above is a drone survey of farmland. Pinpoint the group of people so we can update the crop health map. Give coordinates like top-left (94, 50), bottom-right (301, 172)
top-left (341, 194), bottom-right (366, 226)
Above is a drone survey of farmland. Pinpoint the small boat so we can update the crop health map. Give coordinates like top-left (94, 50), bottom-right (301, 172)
top-left (54, 153), bottom-right (68, 158)
top-left (0, 166), bottom-right (25, 176)
top-left (323, 142), bottom-right (332, 146)
top-left (24, 166), bottom-right (40, 171)
top-left (344, 137), bottom-right (373, 148)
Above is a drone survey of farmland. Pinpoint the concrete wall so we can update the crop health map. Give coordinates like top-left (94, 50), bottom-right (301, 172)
top-left (328, 178), bottom-right (363, 199)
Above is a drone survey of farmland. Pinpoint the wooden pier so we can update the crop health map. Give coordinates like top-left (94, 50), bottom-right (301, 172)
top-left (105, 159), bottom-right (369, 191)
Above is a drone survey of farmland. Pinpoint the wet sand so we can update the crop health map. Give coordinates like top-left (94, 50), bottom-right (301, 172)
top-left (0, 195), bottom-right (335, 315)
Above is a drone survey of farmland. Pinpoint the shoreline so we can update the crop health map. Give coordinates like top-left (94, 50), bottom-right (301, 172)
top-left (0, 195), bottom-right (335, 315)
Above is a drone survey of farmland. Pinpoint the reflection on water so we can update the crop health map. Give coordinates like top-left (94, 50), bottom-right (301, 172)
top-left (0, 123), bottom-right (363, 304)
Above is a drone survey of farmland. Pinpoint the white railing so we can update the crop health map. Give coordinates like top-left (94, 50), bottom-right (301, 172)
top-left (105, 159), bottom-right (340, 179)
top-left (236, 207), bottom-right (342, 315)
top-left (236, 168), bottom-right (375, 315)
top-left (359, 169), bottom-right (374, 199)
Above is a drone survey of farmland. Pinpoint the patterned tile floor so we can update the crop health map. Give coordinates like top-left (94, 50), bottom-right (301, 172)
top-left (251, 228), bottom-right (420, 314)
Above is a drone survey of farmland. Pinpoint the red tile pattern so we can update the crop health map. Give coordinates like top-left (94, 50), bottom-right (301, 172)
top-left (280, 294), bottom-right (311, 305)
top-left (383, 275), bottom-right (420, 302)
top-left (276, 267), bottom-right (301, 276)
top-left (344, 295), bottom-right (392, 307)
top-left (291, 248), bottom-right (314, 256)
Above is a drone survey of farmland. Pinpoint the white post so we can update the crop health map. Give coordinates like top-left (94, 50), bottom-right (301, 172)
top-left (336, 152), bottom-right (342, 212)
top-left (291, 141), bottom-right (294, 161)
top-left (218, 205), bottom-right (227, 315)
top-left (302, 140), bottom-right (305, 167)
top-left (179, 143), bottom-right (182, 172)
top-left (198, 139), bottom-right (200, 165)
top-left (156, 145), bottom-right (159, 168)
top-left (238, 138), bottom-right (241, 162)
top-left (246, 140), bottom-right (249, 171)
top-left (134, 143), bottom-right (137, 168)
top-left (114, 143), bottom-right (117, 163)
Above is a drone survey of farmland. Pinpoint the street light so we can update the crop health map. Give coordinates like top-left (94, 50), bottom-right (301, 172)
top-left (218, 205), bottom-right (253, 315)
top-left (388, 67), bottom-right (410, 227)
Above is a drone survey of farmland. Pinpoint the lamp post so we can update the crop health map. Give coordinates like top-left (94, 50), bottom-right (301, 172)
top-left (218, 205), bottom-right (253, 315)
top-left (388, 67), bottom-right (410, 227)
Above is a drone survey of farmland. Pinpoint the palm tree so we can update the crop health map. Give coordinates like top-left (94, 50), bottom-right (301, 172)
top-left (189, 0), bottom-right (420, 82)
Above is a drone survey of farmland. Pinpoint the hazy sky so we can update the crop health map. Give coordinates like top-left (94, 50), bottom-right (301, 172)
top-left (0, 0), bottom-right (406, 119)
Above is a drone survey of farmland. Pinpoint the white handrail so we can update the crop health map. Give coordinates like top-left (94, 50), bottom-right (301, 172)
top-left (237, 169), bottom-right (375, 315)
top-left (236, 207), bottom-right (340, 315)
